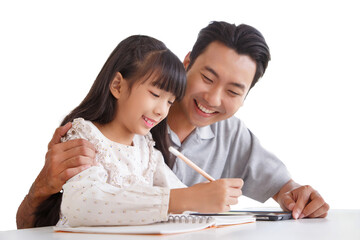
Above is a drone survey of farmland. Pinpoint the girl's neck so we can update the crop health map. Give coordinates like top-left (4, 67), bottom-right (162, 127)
top-left (167, 102), bottom-right (196, 143)
top-left (93, 121), bottom-right (134, 146)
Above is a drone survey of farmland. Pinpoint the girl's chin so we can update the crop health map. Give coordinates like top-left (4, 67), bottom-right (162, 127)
top-left (136, 128), bottom-right (151, 136)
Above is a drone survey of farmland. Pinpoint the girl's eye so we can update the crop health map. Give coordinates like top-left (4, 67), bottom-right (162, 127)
top-left (150, 91), bottom-right (159, 97)
top-left (168, 100), bottom-right (174, 105)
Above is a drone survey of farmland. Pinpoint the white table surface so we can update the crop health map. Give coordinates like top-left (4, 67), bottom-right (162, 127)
top-left (1, 209), bottom-right (359, 240)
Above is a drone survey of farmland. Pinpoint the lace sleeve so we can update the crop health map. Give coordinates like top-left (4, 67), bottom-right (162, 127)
top-left (59, 165), bottom-right (170, 227)
top-left (61, 118), bottom-right (96, 143)
top-left (58, 119), bottom-right (171, 227)
top-left (61, 118), bottom-right (107, 165)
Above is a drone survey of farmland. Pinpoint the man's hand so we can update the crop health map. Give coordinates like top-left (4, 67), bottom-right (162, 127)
top-left (16, 123), bottom-right (96, 228)
top-left (38, 122), bottom-right (97, 196)
top-left (273, 180), bottom-right (330, 219)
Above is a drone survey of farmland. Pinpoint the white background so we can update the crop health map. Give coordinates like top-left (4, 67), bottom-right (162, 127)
top-left (1, 0), bottom-right (359, 231)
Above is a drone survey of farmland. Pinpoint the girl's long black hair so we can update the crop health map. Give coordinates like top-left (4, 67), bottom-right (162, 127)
top-left (34, 35), bottom-right (186, 227)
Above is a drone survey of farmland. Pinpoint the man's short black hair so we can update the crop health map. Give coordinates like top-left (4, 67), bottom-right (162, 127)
top-left (188, 21), bottom-right (271, 89)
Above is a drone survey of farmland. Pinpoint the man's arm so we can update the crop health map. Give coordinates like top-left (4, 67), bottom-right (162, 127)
top-left (273, 179), bottom-right (330, 219)
top-left (16, 123), bottom-right (96, 229)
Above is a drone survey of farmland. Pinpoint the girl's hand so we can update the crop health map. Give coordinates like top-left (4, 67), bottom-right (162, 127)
top-left (169, 178), bottom-right (243, 214)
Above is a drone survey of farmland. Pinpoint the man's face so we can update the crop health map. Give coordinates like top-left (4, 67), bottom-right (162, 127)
top-left (179, 41), bottom-right (256, 128)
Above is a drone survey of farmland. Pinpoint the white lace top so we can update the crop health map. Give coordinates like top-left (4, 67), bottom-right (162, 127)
top-left (57, 118), bottom-right (186, 227)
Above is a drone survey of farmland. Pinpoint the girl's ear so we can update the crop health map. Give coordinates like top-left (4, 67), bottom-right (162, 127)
top-left (110, 72), bottom-right (124, 99)
top-left (183, 51), bottom-right (191, 71)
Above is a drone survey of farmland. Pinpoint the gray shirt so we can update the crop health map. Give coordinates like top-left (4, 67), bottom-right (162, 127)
top-left (168, 116), bottom-right (291, 203)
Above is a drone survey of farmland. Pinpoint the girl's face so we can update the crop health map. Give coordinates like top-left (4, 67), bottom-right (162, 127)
top-left (113, 73), bottom-right (176, 138)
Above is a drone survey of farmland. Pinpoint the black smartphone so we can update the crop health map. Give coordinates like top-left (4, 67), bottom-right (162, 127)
top-left (230, 210), bottom-right (292, 221)
top-left (190, 210), bottom-right (292, 221)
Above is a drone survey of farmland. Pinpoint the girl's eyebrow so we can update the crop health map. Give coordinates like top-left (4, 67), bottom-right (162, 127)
top-left (204, 66), bottom-right (246, 90)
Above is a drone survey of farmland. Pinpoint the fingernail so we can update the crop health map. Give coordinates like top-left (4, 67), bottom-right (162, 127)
top-left (288, 203), bottom-right (295, 210)
top-left (299, 214), bottom-right (305, 219)
top-left (293, 211), bottom-right (300, 219)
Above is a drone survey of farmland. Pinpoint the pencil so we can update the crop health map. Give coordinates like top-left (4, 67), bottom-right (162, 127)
top-left (168, 146), bottom-right (215, 182)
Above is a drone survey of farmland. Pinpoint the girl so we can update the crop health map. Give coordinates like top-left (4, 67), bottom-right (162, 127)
top-left (35, 35), bottom-right (242, 227)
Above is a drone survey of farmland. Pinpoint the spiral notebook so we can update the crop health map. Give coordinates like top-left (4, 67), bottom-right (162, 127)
top-left (54, 214), bottom-right (255, 235)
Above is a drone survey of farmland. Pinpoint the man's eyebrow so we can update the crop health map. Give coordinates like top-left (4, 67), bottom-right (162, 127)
top-left (204, 66), bottom-right (219, 78)
top-left (204, 66), bottom-right (246, 90)
top-left (230, 82), bottom-right (246, 90)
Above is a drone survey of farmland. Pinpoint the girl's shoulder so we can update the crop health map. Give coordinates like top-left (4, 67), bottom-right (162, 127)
top-left (62, 118), bottom-right (101, 142)
top-left (70, 117), bottom-right (91, 130)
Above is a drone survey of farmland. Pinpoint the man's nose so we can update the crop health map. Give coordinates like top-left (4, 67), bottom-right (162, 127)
top-left (204, 87), bottom-right (222, 107)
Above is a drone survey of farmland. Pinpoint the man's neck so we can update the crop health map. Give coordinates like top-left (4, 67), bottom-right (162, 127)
top-left (168, 103), bottom-right (196, 143)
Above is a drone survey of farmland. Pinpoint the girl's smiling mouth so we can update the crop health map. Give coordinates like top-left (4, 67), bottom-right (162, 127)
top-left (142, 116), bottom-right (157, 128)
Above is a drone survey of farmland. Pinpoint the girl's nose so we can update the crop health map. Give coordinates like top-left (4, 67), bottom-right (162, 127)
top-left (154, 100), bottom-right (169, 117)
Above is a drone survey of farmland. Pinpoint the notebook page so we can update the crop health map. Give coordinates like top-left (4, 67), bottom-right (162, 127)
top-left (54, 215), bottom-right (216, 234)
top-left (54, 214), bottom-right (255, 234)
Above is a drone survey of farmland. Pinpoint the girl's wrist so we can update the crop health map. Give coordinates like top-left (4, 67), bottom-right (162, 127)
top-left (169, 188), bottom-right (192, 214)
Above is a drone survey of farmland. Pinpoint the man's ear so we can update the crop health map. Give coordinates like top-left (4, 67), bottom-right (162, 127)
top-left (183, 51), bottom-right (191, 71)
top-left (110, 72), bottom-right (124, 99)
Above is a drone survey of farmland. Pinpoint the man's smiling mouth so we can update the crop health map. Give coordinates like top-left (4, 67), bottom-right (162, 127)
top-left (195, 100), bottom-right (217, 114)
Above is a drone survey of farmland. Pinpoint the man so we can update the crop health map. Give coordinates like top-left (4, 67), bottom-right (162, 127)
top-left (17, 21), bottom-right (329, 228)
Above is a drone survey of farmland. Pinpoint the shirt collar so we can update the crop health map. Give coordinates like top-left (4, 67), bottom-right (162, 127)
top-left (197, 125), bottom-right (215, 140)
top-left (168, 124), bottom-right (215, 147)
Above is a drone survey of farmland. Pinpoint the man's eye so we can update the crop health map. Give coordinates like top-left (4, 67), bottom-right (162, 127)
top-left (228, 90), bottom-right (241, 96)
top-left (150, 91), bottom-right (159, 97)
top-left (202, 74), bottom-right (213, 83)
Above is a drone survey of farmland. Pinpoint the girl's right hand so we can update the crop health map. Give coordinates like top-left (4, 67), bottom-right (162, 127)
top-left (169, 178), bottom-right (244, 214)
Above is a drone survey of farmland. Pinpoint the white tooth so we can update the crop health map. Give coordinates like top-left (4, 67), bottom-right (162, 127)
top-left (144, 117), bottom-right (153, 125)
top-left (197, 102), bottom-right (215, 114)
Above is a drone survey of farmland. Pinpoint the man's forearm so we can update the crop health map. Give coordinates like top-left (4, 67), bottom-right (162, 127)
top-left (16, 194), bottom-right (36, 228)
top-left (16, 180), bottom-right (50, 229)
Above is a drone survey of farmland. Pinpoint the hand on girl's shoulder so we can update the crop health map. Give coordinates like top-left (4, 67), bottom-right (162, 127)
top-left (61, 118), bottom-right (93, 143)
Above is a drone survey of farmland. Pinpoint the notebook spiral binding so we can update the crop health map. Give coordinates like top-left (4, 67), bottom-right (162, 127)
top-left (166, 215), bottom-right (214, 224)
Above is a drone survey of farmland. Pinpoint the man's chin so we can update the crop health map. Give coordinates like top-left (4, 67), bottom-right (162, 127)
top-left (189, 117), bottom-right (216, 128)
